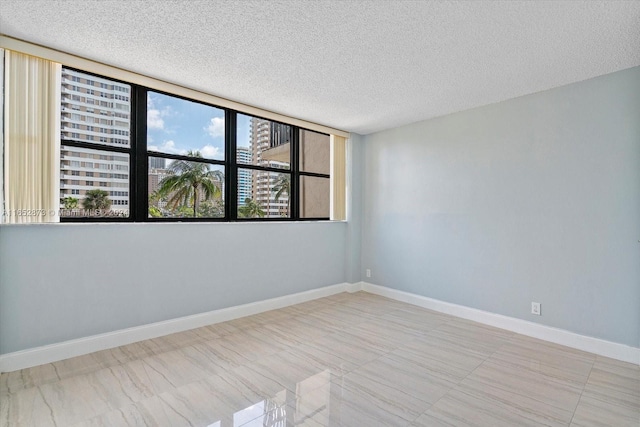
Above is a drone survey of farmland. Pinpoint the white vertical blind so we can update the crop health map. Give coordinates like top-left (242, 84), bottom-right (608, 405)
top-left (3, 50), bottom-right (61, 223)
top-left (330, 135), bottom-right (346, 221)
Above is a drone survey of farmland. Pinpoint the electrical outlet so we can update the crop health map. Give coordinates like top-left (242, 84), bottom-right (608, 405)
top-left (366, 269), bottom-right (371, 278)
top-left (531, 302), bottom-right (541, 316)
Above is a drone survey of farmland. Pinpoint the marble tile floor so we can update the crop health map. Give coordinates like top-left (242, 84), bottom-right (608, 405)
top-left (1, 291), bottom-right (638, 426)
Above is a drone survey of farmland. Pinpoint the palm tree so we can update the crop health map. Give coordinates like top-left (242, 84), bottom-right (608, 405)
top-left (238, 198), bottom-right (265, 218)
top-left (148, 206), bottom-right (162, 218)
top-left (198, 199), bottom-right (225, 217)
top-left (62, 197), bottom-right (79, 210)
top-left (273, 173), bottom-right (290, 211)
top-left (82, 189), bottom-right (111, 210)
top-left (155, 151), bottom-right (223, 218)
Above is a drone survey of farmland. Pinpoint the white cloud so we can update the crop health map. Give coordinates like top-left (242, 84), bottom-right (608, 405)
top-left (160, 140), bottom-right (183, 154)
top-left (147, 94), bottom-right (157, 109)
top-left (200, 145), bottom-right (222, 159)
top-left (205, 117), bottom-right (225, 139)
top-left (147, 109), bottom-right (164, 130)
top-left (147, 94), bottom-right (175, 131)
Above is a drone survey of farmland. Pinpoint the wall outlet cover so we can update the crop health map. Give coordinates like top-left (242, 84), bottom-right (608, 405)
top-left (531, 302), bottom-right (541, 316)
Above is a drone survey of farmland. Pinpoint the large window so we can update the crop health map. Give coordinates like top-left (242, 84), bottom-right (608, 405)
top-left (146, 91), bottom-right (226, 219)
top-left (57, 68), bottom-right (332, 222)
top-left (60, 68), bottom-right (131, 219)
top-left (237, 114), bottom-right (292, 219)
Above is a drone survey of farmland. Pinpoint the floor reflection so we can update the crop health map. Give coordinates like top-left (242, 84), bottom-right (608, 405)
top-left (209, 370), bottom-right (330, 426)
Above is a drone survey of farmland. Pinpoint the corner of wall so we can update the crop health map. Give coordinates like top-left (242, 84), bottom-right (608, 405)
top-left (346, 133), bottom-right (364, 284)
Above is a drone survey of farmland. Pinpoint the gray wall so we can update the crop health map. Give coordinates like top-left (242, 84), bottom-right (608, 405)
top-left (346, 133), bottom-right (364, 283)
top-left (0, 222), bottom-right (346, 354)
top-left (361, 67), bottom-right (640, 348)
top-left (2, 67), bottom-right (638, 355)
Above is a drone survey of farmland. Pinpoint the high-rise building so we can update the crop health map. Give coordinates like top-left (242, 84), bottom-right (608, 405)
top-left (147, 165), bottom-right (171, 211)
top-left (60, 68), bottom-right (131, 213)
top-left (147, 157), bottom-right (169, 210)
top-left (148, 166), bottom-right (169, 194)
top-left (270, 122), bottom-right (291, 148)
top-left (249, 118), bottom-right (290, 217)
top-left (237, 147), bottom-right (252, 206)
top-left (149, 157), bottom-right (166, 169)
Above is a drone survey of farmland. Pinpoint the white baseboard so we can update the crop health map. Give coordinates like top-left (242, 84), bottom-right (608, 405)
top-left (0, 282), bottom-right (351, 373)
top-left (345, 282), bottom-right (364, 293)
top-left (361, 282), bottom-right (640, 365)
top-left (3, 281), bottom-right (637, 372)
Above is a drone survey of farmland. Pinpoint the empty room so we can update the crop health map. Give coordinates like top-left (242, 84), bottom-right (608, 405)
top-left (0, 1), bottom-right (638, 426)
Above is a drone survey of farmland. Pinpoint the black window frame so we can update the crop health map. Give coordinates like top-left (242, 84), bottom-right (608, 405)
top-left (142, 87), bottom-right (228, 222)
top-left (297, 128), bottom-right (332, 220)
top-left (60, 66), bottom-right (331, 223)
top-left (60, 67), bottom-right (135, 223)
top-left (234, 111), bottom-right (297, 221)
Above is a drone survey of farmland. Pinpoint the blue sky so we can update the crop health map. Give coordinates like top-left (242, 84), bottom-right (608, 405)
top-left (147, 92), bottom-right (253, 160)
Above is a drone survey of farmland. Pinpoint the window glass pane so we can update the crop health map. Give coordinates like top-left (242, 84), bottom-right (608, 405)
top-left (147, 92), bottom-right (225, 160)
top-left (148, 157), bottom-right (224, 218)
top-left (60, 145), bottom-right (130, 218)
top-left (300, 175), bottom-right (329, 218)
top-left (61, 68), bottom-right (131, 148)
top-left (237, 166), bottom-right (253, 209)
top-left (299, 129), bottom-right (330, 175)
top-left (238, 168), bottom-right (290, 218)
top-left (237, 114), bottom-right (290, 169)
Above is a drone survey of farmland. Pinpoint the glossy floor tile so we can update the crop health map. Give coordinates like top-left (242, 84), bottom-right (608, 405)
top-left (1, 291), bottom-right (638, 426)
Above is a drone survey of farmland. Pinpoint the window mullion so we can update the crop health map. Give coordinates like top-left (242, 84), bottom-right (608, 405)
top-left (291, 127), bottom-right (299, 219)
top-left (133, 86), bottom-right (148, 222)
top-left (227, 110), bottom-right (237, 220)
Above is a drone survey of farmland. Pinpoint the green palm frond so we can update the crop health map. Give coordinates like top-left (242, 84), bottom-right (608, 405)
top-left (82, 189), bottom-right (112, 210)
top-left (273, 174), bottom-right (290, 202)
top-left (156, 151), bottom-right (224, 218)
top-left (238, 198), bottom-right (265, 218)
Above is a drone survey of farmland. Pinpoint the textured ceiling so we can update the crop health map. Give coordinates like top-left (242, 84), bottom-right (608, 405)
top-left (1, 1), bottom-right (639, 135)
